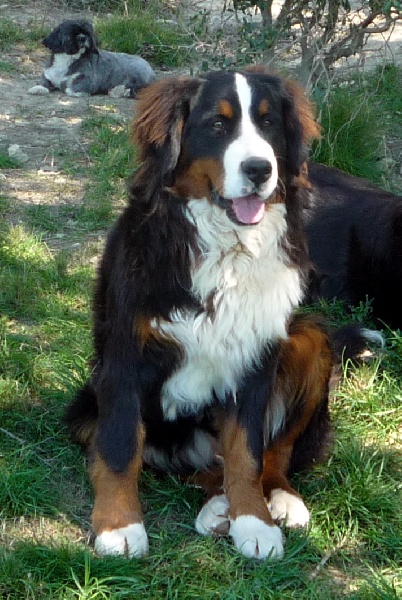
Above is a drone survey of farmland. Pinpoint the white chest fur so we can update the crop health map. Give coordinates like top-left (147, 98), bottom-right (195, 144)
top-left (159, 200), bottom-right (303, 420)
top-left (44, 52), bottom-right (82, 87)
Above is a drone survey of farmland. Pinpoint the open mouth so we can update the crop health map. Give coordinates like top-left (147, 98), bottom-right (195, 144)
top-left (212, 192), bottom-right (267, 225)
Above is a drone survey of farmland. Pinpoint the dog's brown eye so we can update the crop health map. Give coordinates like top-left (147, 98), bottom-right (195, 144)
top-left (212, 120), bottom-right (224, 131)
top-left (262, 117), bottom-right (272, 128)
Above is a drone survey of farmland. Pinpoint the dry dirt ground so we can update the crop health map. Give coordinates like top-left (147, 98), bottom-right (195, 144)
top-left (0, 2), bottom-right (139, 226)
top-left (1, 0), bottom-right (402, 220)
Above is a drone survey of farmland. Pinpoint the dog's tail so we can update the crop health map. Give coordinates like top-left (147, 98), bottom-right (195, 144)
top-left (64, 382), bottom-right (98, 449)
top-left (331, 323), bottom-right (385, 363)
top-left (330, 323), bottom-right (385, 387)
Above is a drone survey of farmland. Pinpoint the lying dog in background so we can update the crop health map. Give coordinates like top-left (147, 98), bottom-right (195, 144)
top-left (28, 19), bottom-right (155, 98)
top-left (306, 163), bottom-right (402, 329)
top-left (65, 68), bottom-right (376, 560)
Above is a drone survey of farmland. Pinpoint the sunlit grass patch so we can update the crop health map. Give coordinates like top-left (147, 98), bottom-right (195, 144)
top-left (95, 9), bottom-right (194, 67)
top-left (0, 17), bottom-right (47, 52)
top-left (76, 114), bottom-right (135, 231)
top-left (312, 64), bottom-right (402, 186)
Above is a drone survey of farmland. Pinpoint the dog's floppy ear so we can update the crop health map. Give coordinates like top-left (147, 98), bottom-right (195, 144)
top-left (77, 21), bottom-right (98, 53)
top-left (43, 24), bottom-right (64, 52)
top-left (133, 76), bottom-right (202, 180)
top-left (282, 80), bottom-right (320, 177)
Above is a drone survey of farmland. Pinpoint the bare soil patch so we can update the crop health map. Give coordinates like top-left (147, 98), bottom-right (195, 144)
top-left (0, 2), bottom-right (139, 216)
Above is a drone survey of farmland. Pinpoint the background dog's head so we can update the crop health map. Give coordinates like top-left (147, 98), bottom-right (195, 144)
top-left (43, 19), bottom-right (98, 56)
top-left (133, 68), bottom-right (319, 226)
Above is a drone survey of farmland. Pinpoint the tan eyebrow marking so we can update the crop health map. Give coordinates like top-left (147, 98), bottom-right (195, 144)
top-left (258, 98), bottom-right (269, 116)
top-left (218, 100), bottom-right (234, 119)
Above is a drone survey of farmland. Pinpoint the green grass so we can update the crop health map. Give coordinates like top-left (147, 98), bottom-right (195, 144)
top-left (0, 18), bottom-right (47, 52)
top-left (312, 86), bottom-right (382, 181)
top-left (0, 60), bottom-right (15, 74)
top-left (0, 151), bottom-right (21, 169)
top-left (95, 12), bottom-right (194, 67)
top-left (61, 0), bottom-right (152, 11)
top-left (370, 63), bottom-right (402, 115)
top-left (75, 113), bottom-right (134, 231)
top-left (312, 64), bottom-right (402, 183)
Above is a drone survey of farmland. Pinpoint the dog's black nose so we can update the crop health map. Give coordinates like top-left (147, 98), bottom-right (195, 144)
top-left (241, 158), bottom-right (272, 187)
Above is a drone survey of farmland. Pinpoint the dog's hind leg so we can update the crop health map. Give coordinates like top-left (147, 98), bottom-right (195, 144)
top-left (124, 77), bottom-right (150, 98)
top-left (262, 316), bottom-right (333, 529)
top-left (194, 467), bottom-right (229, 536)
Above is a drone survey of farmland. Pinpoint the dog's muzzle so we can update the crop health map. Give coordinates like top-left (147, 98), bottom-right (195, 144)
top-left (212, 190), bottom-right (270, 225)
top-left (212, 157), bottom-right (275, 225)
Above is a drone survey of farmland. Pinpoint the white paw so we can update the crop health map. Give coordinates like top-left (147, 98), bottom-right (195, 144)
top-left (27, 85), bottom-right (50, 95)
top-left (95, 523), bottom-right (149, 558)
top-left (229, 515), bottom-right (284, 560)
top-left (65, 88), bottom-right (89, 97)
top-left (195, 494), bottom-right (230, 535)
top-left (108, 84), bottom-right (127, 98)
top-left (268, 489), bottom-right (310, 528)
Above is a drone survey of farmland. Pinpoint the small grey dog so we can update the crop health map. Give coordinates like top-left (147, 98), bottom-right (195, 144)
top-left (28, 19), bottom-right (156, 97)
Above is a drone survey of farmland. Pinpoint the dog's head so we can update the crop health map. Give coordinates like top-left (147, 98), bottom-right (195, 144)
top-left (134, 68), bottom-right (319, 226)
top-left (43, 19), bottom-right (98, 55)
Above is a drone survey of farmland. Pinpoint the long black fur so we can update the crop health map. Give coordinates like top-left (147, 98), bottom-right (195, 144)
top-left (306, 163), bottom-right (402, 328)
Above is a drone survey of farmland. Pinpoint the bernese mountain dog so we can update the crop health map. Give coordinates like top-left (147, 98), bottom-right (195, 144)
top-left (65, 68), bottom-right (373, 560)
top-left (306, 163), bottom-right (402, 330)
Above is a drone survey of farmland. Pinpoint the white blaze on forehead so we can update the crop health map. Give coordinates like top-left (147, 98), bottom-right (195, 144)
top-left (222, 73), bottom-right (278, 200)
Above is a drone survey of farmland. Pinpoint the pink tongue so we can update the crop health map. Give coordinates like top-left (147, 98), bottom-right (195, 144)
top-left (232, 194), bottom-right (265, 224)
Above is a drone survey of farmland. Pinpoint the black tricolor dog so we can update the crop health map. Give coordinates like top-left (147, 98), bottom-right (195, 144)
top-left (28, 19), bottom-right (155, 97)
top-left (65, 68), bottom-right (375, 560)
top-left (306, 163), bottom-right (402, 329)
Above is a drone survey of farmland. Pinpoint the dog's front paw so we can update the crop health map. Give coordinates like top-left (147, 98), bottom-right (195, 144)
top-left (229, 516), bottom-right (284, 559)
top-left (268, 489), bottom-right (310, 528)
top-left (195, 494), bottom-right (230, 535)
top-left (95, 523), bottom-right (149, 558)
top-left (109, 85), bottom-right (130, 98)
top-left (28, 85), bottom-right (50, 95)
top-left (65, 88), bottom-right (90, 97)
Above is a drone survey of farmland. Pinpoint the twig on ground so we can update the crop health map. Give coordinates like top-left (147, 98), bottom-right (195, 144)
top-left (309, 535), bottom-right (348, 580)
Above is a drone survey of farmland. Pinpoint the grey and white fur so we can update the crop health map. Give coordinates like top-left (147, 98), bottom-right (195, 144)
top-left (28, 19), bottom-right (156, 98)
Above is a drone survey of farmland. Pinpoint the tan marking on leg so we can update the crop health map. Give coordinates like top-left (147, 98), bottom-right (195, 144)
top-left (222, 420), bottom-right (273, 524)
top-left (262, 316), bottom-right (332, 497)
top-left (91, 424), bottom-right (145, 534)
top-left (191, 466), bottom-right (224, 499)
